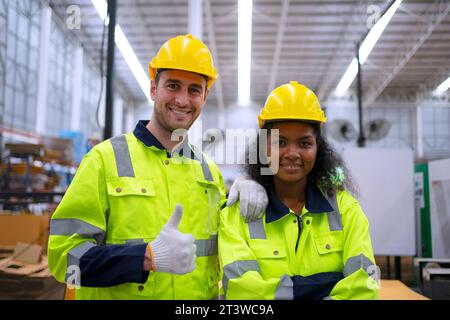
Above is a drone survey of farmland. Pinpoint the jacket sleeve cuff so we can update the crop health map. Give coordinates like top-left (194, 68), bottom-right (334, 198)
top-left (79, 243), bottom-right (150, 287)
top-left (128, 243), bottom-right (150, 284)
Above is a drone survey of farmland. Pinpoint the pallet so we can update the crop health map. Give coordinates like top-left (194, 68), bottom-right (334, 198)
top-left (0, 271), bottom-right (65, 300)
top-left (0, 255), bottom-right (65, 300)
top-left (0, 246), bottom-right (14, 260)
top-left (0, 256), bottom-right (48, 276)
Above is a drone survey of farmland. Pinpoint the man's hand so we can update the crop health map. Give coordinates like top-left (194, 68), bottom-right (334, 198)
top-left (227, 176), bottom-right (268, 222)
top-left (149, 205), bottom-right (196, 274)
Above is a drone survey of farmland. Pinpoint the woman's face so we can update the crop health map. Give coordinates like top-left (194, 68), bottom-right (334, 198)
top-left (268, 121), bottom-right (318, 184)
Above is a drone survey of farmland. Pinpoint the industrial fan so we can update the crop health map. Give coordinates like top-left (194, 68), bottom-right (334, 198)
top-left (364, 119), bottom-right (391, 141)
top-left (328, 119), bottom-right (357, 142)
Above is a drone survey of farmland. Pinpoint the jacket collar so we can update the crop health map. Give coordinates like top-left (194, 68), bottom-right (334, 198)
top-left (132, 120), bottom-right (195, 159)
top-left (265, 181), bottom-right (334, 223)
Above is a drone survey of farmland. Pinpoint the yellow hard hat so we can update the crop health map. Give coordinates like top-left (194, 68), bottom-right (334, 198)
top-left (258, 81), bottom-right (327, 128)
top-left (149, 34), bottom-right (218, 90)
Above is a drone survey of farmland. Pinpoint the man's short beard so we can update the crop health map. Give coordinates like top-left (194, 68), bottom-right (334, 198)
top-left (154, 105), bottom-right (196, 133)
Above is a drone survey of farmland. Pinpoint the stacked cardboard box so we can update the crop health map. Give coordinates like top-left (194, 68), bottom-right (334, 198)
top-left (0, 214), bottom-right (65, 299)
top-left (0, 212), bottom-right (50, 249)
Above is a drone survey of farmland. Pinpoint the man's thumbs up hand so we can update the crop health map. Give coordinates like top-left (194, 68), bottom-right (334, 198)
top-left (165, 204), bottom-right (184, 230)
top-left (149, 205), bottom-right (196, 274)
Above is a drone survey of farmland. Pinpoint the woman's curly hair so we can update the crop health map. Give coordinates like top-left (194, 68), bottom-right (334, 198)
top-left (245, 121), bottom-right (357, 197)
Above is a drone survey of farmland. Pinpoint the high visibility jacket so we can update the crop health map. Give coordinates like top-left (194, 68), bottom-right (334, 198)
top-left (48, 121), bottom-right (226, 299)
top-left (219, 182), bottom-right (379, 300)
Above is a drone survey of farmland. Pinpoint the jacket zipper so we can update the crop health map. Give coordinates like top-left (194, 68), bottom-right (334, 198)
top-left (295, 215), bottom-right (302, 253)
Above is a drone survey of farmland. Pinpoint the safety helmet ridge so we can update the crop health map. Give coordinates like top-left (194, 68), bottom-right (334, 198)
top-left (149, 34), bottom-right (218, 90)
top-left (258, 81), bottom-right (327, 128)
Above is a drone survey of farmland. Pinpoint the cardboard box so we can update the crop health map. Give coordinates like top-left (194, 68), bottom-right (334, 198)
top-left (12, 242), bottom-right (43, 264)
top-left (0, 255), bottom-right (65, 300)
top-left (5, 143), bottom-right (44, 157)
top-left (0, 213), bottom-right (50, 249)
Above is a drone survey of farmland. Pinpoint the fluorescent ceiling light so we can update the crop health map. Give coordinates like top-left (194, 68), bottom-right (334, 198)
top-left (238, 0), bottom-right (253, 106)
top-left (91, 0), bottom-right (151, 102)
top-left (359, 0), bottom-right (402, 64)
top-left (115, 26), bottom-right (151, 101)
top-left (336, 58), bottom-right (358, 96)
top-left (91, 0), bottom-right (107, 21)
top-left (434, 76), bottom-right (450, 95)
top-left (335, 0), bottom-right (403, 96)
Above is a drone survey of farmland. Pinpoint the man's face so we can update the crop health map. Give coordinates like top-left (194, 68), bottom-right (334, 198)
top-left (150, 69), bottom-right (208, 132)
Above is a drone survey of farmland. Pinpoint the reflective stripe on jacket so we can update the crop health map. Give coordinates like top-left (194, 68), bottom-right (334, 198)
top-left (219, 182), bottom-right (379, 300)
top-left (48, 122), bottom-right (226, 299)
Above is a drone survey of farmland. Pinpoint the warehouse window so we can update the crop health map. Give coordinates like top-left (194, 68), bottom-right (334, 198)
top-left (422, 107), bottom-right (450, 159)
top-left (81, 58), bottom-right (102, 140)
top-left (2, 0), bottom-right (40, 132)
top-left (46, 17), bottom-right (73, 136)
top-left (0, 1), bottom-right (6, 129)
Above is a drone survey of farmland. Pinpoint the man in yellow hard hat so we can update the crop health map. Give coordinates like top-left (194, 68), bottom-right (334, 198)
top-left (47, 34), bottom-right (267, 299)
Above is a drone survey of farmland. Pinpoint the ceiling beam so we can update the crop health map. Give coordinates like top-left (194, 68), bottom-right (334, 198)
top-left (416, 56), bottom-right (450, 104)
top-left (253, 6), bottom-right (278, 25)
top-left (267, 0), bottom-right (290, 93)
top-left (316, 0), bottom-right (365, 100)
top-left (120, 0), bottom-right (156, 61)
top-left (214, 6), bottom-right (237, 25)
top-left (363, 0), bottom-right (450, 107)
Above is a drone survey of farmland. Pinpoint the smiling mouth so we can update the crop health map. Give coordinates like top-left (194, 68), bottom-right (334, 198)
top-left (169, 106), bottom-right (192, 116)
top-left (281, 164), bottom-right (304, 170)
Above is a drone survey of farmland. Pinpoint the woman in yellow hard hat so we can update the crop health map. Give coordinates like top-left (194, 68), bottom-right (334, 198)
top-left (218, 81), bottom-right (379, 300)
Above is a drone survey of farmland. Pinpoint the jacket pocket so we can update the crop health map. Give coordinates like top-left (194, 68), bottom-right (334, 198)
top-left (196, 178), bottom-right (221, 194)
top-left (196, 179), bottom-right (222, 235)
top-left (106, 177), bottom-right (155, 197)
top-left (105, 178), bottom-right (158, 240)
top-left (196, 178), bottom-right (222, 209)
top-left (206, 265), bottom-right (220, 299)
top-left (111, 276), bottom-right (155, 298)
top-left (248, 240), bottom-right (287, 278)
top-left (314, 231), bottom-right (344, 255)
top-left (249, 240), bottom-right (287, 259)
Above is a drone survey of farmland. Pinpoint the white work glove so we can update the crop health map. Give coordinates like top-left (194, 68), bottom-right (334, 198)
top-left (150, 205), bottom-right (196, 274)
top-left (227, 176), bottom-right (268, 222)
